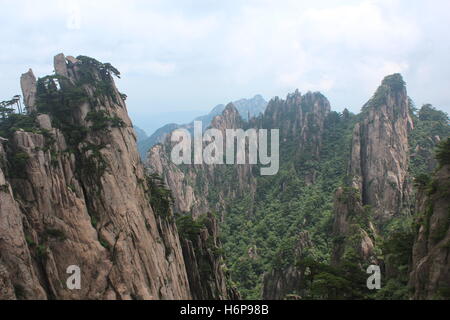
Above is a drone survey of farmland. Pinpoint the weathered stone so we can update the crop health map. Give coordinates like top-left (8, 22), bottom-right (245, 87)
top-left (36, 114), bottom-right (52, 130)
top-left (348, 74), bottom-right (414, 223)
top-left (2, 54), bottom-right (192, 300)
top-left (20, 69), bottom-right (37, 113)
top-left (54, 53), bottom-right (69, 78)
top-left (409, 165), bottom-right (450, 299)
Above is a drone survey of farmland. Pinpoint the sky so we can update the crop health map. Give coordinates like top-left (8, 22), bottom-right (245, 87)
top-left (1, 0), bottom-right (450, 134)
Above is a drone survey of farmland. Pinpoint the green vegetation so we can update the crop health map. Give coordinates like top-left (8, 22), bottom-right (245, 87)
top-left (80, 143), bottom-right (108, 182)
top-left (85, 110), bottom-right (125, 132)
top-left (0, 113), bottom-right (40, 139)
top-left (218, 110), bottom-right (358, 299)
top-left (147, 173), bottom-right (174, 218)
top-left (99, 236), bottom-right (111, 250)
top-left (211, 100), bottom-right (448, 300)
top-left (300, 249), bottom-right (372, 300)
top-left (36, 245), bottom-right (48, 260)
top-left (363, 74), bottom-right (406, 111)
top-left (0, 183), bottom-right (9, 193)
top-left (9, 152), bottom-right (30, 178)
top-left (436, 137), bottom-right (450, 167)
top-left (43, 228), bottom-right (67, 242)
top-left (409, 104), bottom-right (450, 177)
top-left (176, 214), bottom-right (207, 242)
top-left (76, 55), bottom-right (121, 104)
top-left (375, 227), bottom-right (414, 300)
top-left (13, 284), bottom-right (26, 300)
top-left (381, 73), bottom-right (406, 91)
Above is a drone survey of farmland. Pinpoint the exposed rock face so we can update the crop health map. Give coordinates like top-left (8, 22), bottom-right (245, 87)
top-left (409, 164), bottom-right (450, 300)
top-left (258, 91), bottom-right (330, 184)
top-left (261, 91), bottom-right (330, 151)
top-left (0, 54), bottom-right (191, 300)
top-left (349, 74), bottom-right (414, 224)
top-left (180, 213), bottom-right (239, 300)
top-left (148, 103), bottom-right (257, 218)
top-left (148, 143), bottom-right (203, 215)
top-left (331, 74), bottom-right (413, 266)
top-left (262, 231), bottom-right (312, 300)
top-left (331, 187), bottom-right (377, 266)
top-left (54, 53), bottom-right (69, 78)
top-left (0, 143), bottom-right (47, 300)
top-left (211, 103), bottom-right (245, 131)
top-left (262, 267), bottom-right (304, 300)
top-left (20, 69), bottom-right (37, 113)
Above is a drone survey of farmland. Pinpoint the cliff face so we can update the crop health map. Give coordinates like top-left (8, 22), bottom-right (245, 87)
top-left (179, 213), bottom-right (240, 300)
top-left (261, 91), bottom-right (330, 153)
top-left (331, 74), bottom-right (414, 266)
top-left (331, 187), bottom-right (377, 266)
top-left (147, 104), bottom-right (248, 299)
top-left (0, 54), bottom-right (191, 300)
top-left (148, 103), bottom-right (257, 218)
top-left (409, 163), bottom-right (450, 300)
top-left (349, 74), bottom-right (414, 223)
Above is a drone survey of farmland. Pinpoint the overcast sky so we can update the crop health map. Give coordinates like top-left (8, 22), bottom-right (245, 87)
top-left (1, 0), bottom-right (449, 133)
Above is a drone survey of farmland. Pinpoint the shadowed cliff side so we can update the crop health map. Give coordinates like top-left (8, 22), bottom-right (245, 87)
top-left (409, 138), bottom-right (450, 299)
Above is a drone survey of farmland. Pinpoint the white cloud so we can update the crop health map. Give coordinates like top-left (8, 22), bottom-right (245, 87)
top-left (65, 0), bottom-right (82, 30)
top-left (121, 61), bottom-right (177, 76)
top-left (0, 0), bottom-right (449, 119)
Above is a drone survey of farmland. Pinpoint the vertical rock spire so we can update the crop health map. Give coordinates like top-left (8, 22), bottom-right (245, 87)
top-left (20, 69), bottom-right (37, 113)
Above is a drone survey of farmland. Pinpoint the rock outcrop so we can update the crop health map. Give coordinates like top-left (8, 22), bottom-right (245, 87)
top-left (179, 213), bottom-right (240, 300)
top-left (331, 74), bottom-right (414, 266)
top-left (262, 267), bottom-right (304, 300)
top-left (409, 161), bottom-right (450, 299)
top-left (148, 103), bottom-right (257, 218)
top-left (349, 74), bottom-right (414, 224)
top-left (331, 187), bottom-right (377, 266)
top-left (0, 54), bottom-right (191, 300)
top-left (261, 91), bottom-right (330, 153)
top-left (20, 69), bottom-right (37, 113)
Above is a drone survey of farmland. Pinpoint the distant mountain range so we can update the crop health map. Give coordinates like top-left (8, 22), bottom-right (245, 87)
top-left (135, 94), bottom-right (268, 158)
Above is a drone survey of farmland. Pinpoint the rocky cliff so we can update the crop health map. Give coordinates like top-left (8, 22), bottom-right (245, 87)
top-left (349, 74), bottom-right (414, 224)
top-left (148, 103), bottom-right (257, 218)
top-left (409, 143), bottom-right (450, 299)
top-left (178, 213), bottom-right (240, 300)
top-left (331, 74), bottom-right (414, 265)
top-left (0, 54), bottom-right (191, 300)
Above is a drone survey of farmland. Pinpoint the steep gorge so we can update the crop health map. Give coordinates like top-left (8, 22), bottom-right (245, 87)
top-left (147, 74), bottom-right (449, 300)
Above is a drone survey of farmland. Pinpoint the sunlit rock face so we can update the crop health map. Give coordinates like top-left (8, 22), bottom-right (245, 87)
top-left (0, 53), bottom-right (192, 300)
